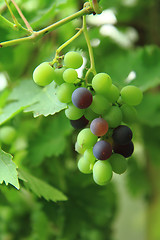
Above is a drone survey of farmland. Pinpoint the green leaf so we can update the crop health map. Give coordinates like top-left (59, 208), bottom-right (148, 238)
top-left (0, 149), bottom-right (19, 189)
top-left (18, 169), bottom-right (67, 202)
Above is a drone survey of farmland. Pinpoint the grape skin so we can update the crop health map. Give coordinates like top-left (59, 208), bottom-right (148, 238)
top-left (77, 128), bottom-right (98, 150)
top-left (105, 84), bottom-right (119, 103)
top-left (84, 148), bottom-right (96, 164)
top-left (70, 116), bottom-right (89, 129)
top-left (75, 141), bottom-right (85, 154)
top-left (112, 125), bottom-right (133, 145)
top-left (120, 104), bottom-right (137, 124)
top-left (90, 95), bottom-right (111, 114)
top-left (78, 157), bottom-right (92, 174)
top-left (65, 103), bottom-right (84, 120)
top-left (113, 141), bottom-right (134, 158)
top-left (120, 85), bottom-right (143, 106)
top-left (93, 140), bottom-right (112, 160)
top-left (63, 68), bottom-right (78, 83)
top-left (90, 118), bottom-right (108, 136)
top-left (33, 62), bottom-right (55, 86)
top-left (104, 106), bottom-right (122, 128)
top-left (109, 153), bottom-right (127, 174)
top-left (92, 73), bottom-right (112, 95)
top-left (93, 160), bottom-right (113, 186)
top-left (54, 67), bottom-right (65, 85)
top-left (57, 83), bottom-right (76, 103)
top-left (72, 87), bottom-right (93, 109)
top-left (64, 51), bottom-right (83, 69)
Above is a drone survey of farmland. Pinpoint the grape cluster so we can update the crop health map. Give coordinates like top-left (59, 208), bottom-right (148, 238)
top-left (33, 51), bottom-right (143, 186)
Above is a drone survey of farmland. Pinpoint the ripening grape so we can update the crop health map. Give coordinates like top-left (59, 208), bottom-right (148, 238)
top-left (0, 126), bottom-right (16, 145)
top-left (113, 141), bottom-right (134, 158)
top-left (90, 95), bottom-right (111, 114)
top-left (120, 104), bottom-right (137, 123)
top-left (72, 87), bottom-right (93, 109)
top-left (64, 51), bottom-right (83, 69)
top-left (78, 156), bottom-right (92, 174)
top-left (105, 84), bottom-right (119, 103)
top-left (109, 153), bottom-right (127, 174)
top-left (57, 83), bottom-right (76, 103)
top-left (63, 68), bottom-right (78, 83)
top-left (90, 118), bottom-right (108, 136)
top-left (112, 125), bottom-right (133, 145)
top-left (93, 160), bottom-right (112, 185)
top-left (70, 116), bottom-right (89, 129)
top-left (33, 62), bottom-right (55, 86)
top-left (77, 128), bottom-right (98, 150)
top-left (65, 103), bottom-right (84, 120)
top-left (53, 67), bottom-right (65, 85)
top-left (84, 108), bottom-right (99, 121)
top-left (84, 148), bottom-right (96, 164)
top-left (92, 73), bottom-right (112, 95)
top-left (104, 106), bottom-right (122, 128)
top-left (75, 141), bottom-right (85, 154)
top-left (93, 140), bottom-right (112, 160)
top-left (120, 85), bottom-right (143, 106)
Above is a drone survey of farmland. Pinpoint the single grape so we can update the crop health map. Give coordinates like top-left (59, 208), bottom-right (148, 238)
top-left (93, 160), bottom-right (112, 185)
top-left (53, 67), bottom-right (65, 85)
top-left (109, 153), bottom-right (127, 174)
top-left (72, 87), bottom-right (93, 109)
top-left (90, 118), bottom-right (108, 136)
top-left (92, 73), bottom-right (112, 95)
top-left (75, 141), bottom-right (85, 154)
top-left (104, 106), bottom-right (122, 128)
top-left (70, 116), bottom-right (89, 129)
top-left (84, 148), bottom-right (96, 164)
top-left (63, 68), bottom-right (78, 83)
top-left (64, 51), bottom-right (83, 69)
top-left (33, 62), bottom-right (55, 86)
top-left (120, 85), bottom-right (143, 106)
top-left (65, 103), bottom-right (84, 120)
top-left (105, 84), bottom-right (120, 103)
top-left (84, 108), bottom-right (99, 121)
top-left (57, 83), bottom-right (76, 103)
top-left (78, 156), bottom-right (92, 174)
top-left (0, 126), bottom-right (16, 145)
top-left (112, 125), bottom-right (133, 145)
top-left (77, 128), bottom-right (98, 150)
top-left (93, 140), bottom-right (112, 160)
top-left (113, 141), bottom-right (134, 158)
top-left (120, 104), bottom-right (137, 123)
top-left (90, 95), bottom-right (111, 114)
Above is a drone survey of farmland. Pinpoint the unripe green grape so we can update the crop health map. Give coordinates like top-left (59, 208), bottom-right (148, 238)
top-left (77, 128), bottom-right (98, 150)
top-left (92, 73), bottom-right (112, 95)
top-left (78, 156), bottom-right (93, 174)
top-left (109, 153), bottom-right (127, 174)
top-left (90, 95), bottom-right (111, 115)
top-left (84, 148), bottom-right (96, 164)
top-left (120, 85), bottom-right (143, 106)
top-left (33, 62), bottom-right (55, 86)
top-left (64, 51), bottom-right (83, 69)
top-left (104, 106), bottom-right (122, 128)
top-left (84, 108), bottom-right (99, 121)
top-left (0, 126), bottom-right (16, 145)
top-left (93, 160), bottom-right (112, 186)
top-left (75, 141), bottom-right (85, 154)
top-left (63, 68), bottom-right (78, 83)
top-left (120, 104), bottom-right (138, 123)
top-left (57, 83), bottom-right (76, 103)
top-left (65, 103), bottom-right (84, 120)
top-left (54, 67), bottom-right (65, 85)
top-left (105, 84), bottom-right (120, 103)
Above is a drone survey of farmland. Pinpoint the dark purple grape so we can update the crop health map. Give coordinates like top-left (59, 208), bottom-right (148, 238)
top-left (90, 118), bottom-right (108, 136)
top-left (113, 141), bottom-right (134, 158)
top-left (70, 116), bottom-right (89, 129)
top-left (72, 87), bottom-right (93, 109)
top-left (93, 140), bottom-right (112, 160)
top-left (112, 125), bottom-right (132, 145)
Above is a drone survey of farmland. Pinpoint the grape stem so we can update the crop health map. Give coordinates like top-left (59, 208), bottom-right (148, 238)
top-left (82, 15), bottom-right (97, 81)
top-left (0, 5), bottom-right (93, 48)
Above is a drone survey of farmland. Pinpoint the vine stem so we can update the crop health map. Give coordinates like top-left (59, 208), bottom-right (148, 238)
top-left (5, 0), bottom-right (19, 26)
top-left (82, 15), bottom-right (96, 80)
top-left (0, 6), bottom-right (93, 48)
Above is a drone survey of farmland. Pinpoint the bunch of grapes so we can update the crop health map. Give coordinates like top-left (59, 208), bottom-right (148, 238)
top-left (33, 51), bottom-right (143, 186)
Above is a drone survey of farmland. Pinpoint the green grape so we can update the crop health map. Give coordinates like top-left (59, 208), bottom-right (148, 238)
top-left (120, 104), bottom-right (138, 123)
top-left (78, 156), bottom-right (93, 174)
top-left (84, 108), bottom-right (99, 121)
top-left (65, 103), bottom-right (84, 120)
top-left (109, 153), bottom-right (127, 174)
top-left (63, 68), bottom-right (78, 83)
top-left (0, 126), bottom-right (16, 145)
top-left (120, 85), bottom-right (143, 106)
top-left (57, 83), bottom-right (76, 103)
top-left (92, 73), bottom-right (112, 95)
top-left (77, 128), bottom-right (98, 149)
top-left (90, 95), bottom-right (111, 114)
top-left (64, 51), bottom-right (83, 69)
top-left (33, 62), bottom-right (55, 86)
top-left (84, 148), bottom-right (96, 164)
top-left (75, 141), bottom-right (85, 154)
top-left (93, 160), bottom-right (112, 186)
top-left (105, 84), bottom-right (119, 103)
top-left (54, 67), bottom-right (65, 85)
top-left (104, 106), bottom-right (122, 128)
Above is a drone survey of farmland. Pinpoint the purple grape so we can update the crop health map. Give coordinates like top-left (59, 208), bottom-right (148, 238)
top-left (113, 141), bottom-right (134, 158)
top-left (93, 140), bottom-right (112, 160)
top-left (112, 125), bottom-right (132, 145)
top-left (72, 87), bottom-right (93, 109)
top-left (70, 116), bottom-right (89, 129)
top-left (90, 118), bottom-right (108, 136)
